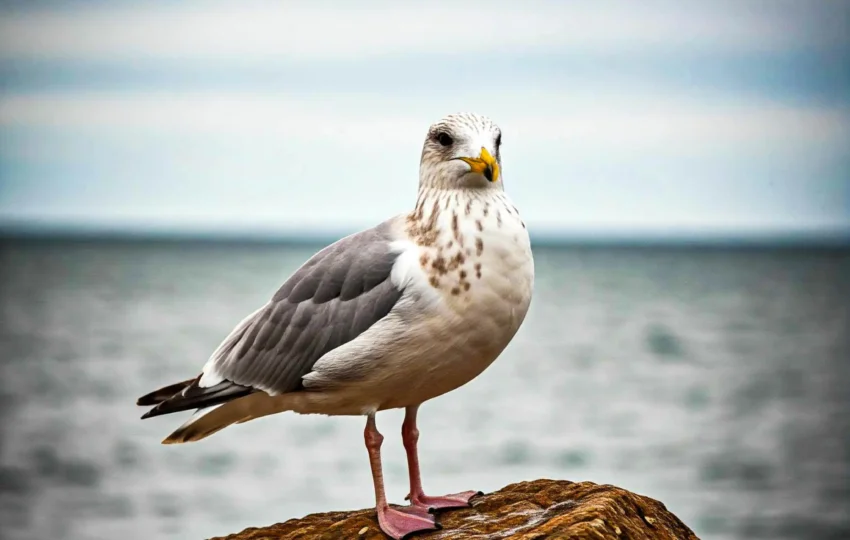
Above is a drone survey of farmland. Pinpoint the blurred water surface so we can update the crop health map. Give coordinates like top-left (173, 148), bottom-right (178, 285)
top-left (1, 240), bottom-right (848, 540)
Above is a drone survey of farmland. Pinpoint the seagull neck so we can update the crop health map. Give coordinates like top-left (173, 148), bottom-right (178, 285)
top-left (407, 186), bottom-right (506, 233)
top-left (413, 186), bottom-right (499, 209)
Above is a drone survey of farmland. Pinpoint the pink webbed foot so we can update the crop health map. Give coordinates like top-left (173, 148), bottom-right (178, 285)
top-left (377, 504), bottom-right (440, 540)
top-left (396, 504), bottom-right (435, 519)
top-left (408, 489), bottom-right (482, 512)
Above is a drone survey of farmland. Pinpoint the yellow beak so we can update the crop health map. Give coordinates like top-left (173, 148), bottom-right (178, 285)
top-left (455, 147), bottom-right (500, 182)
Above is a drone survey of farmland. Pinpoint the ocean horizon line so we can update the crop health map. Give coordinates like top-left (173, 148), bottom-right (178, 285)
top-left (2, 222), bottom-right (848, 249)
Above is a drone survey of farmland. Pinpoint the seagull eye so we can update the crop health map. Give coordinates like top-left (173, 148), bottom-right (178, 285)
top-left (436, 132), bottom-right (454, 147)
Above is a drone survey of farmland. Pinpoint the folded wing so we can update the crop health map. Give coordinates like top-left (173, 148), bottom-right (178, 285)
top-left (140, 221), bottom-right (404, 419)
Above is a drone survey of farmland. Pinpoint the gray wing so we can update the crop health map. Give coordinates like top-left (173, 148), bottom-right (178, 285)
top-left (141, 220), bottom-right (403, 419)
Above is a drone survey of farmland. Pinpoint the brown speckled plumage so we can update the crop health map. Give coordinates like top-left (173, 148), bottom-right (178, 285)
top-left (405, 184), bottom-right (506, 301)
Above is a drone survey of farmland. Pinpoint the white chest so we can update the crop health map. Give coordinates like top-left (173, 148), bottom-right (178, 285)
top-left (402, 190), bottom-right (534, 333)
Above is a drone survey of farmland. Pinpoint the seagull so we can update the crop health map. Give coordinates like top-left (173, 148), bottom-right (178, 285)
top-left (137, 112), bottom-right (534, 539)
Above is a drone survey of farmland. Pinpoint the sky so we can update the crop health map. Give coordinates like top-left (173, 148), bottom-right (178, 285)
top-left (0, 0), bottom-right (848, 241)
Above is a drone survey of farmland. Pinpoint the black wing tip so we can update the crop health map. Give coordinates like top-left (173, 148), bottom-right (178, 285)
top-left (139, 406), bottom-right (160, 420)
top-left (138, 380), bottom-right (255, 420)
top-left (136, 394), bottom-right (162, 407)
top-left (136, 377), bottom-right (199, 407)
top-left (139, 399), bottom-right (175, 419)
top-left (139, 401), bottom-right (186, 420)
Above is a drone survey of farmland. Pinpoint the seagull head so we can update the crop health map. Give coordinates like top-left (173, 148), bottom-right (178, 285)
top-left (419, 112), bottom-right (503, 190)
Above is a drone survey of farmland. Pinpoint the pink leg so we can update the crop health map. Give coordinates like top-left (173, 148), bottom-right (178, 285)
top-left (365, 414), bottom-right (438, 539)
top-left (402, 405), bottom-right (481, 512)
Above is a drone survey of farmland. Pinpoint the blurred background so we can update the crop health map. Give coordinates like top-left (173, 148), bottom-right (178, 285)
top-left (1, 1), bottom-right (848, 539)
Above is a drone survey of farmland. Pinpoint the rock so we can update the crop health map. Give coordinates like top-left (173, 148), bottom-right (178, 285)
top-left (210, 478), bottom-right (698, 540)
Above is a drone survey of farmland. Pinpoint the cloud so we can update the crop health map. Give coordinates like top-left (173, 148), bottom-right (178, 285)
top-left (0, 0), bottom-right (845, 62)
top-left (1, 91), bottom-right (847, 155)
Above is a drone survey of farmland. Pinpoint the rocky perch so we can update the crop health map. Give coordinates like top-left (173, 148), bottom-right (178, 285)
top-left (211, 479), bottom-right (698, 539)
